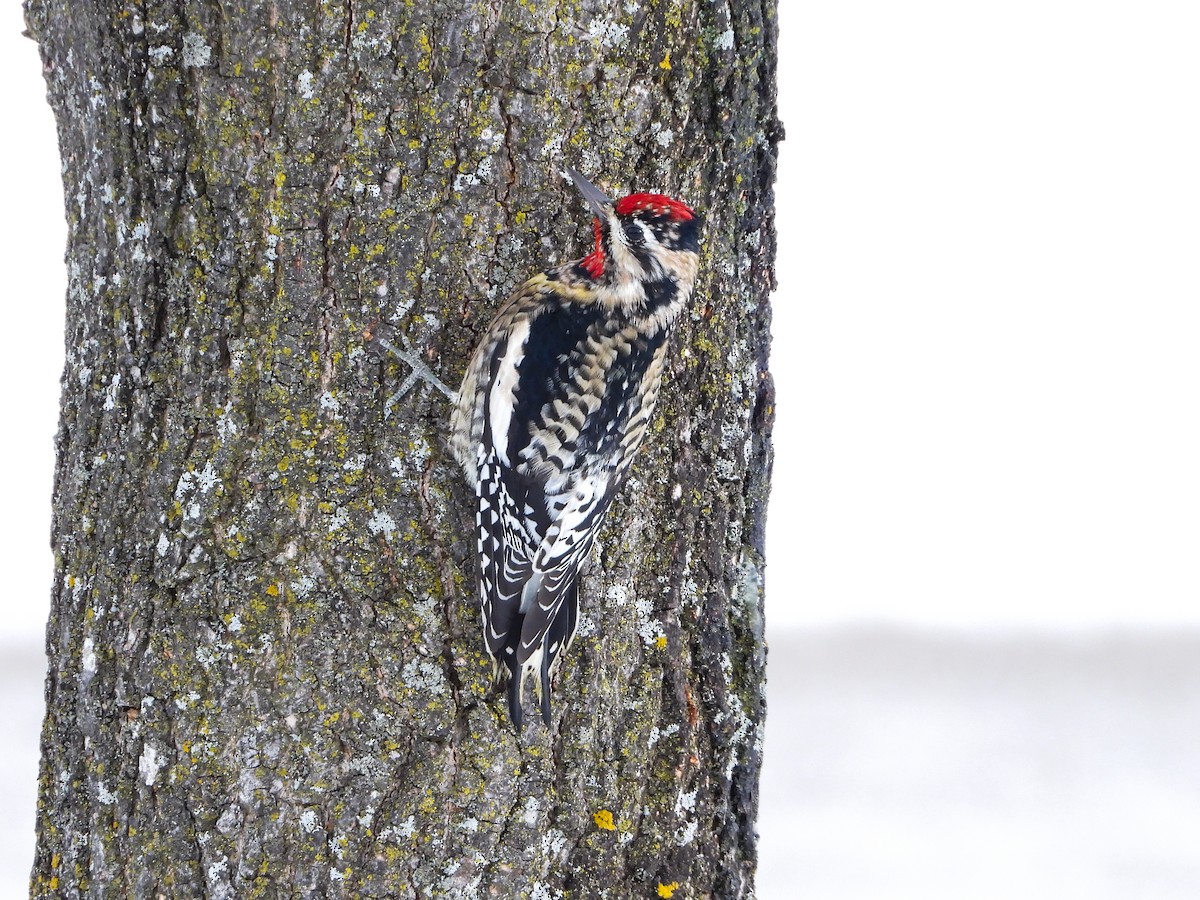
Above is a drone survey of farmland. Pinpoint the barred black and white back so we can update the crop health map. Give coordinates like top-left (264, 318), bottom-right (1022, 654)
top-left (450, 170), bottom-right (701, 727)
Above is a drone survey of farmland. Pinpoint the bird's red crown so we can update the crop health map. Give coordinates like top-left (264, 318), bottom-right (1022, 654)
top-left (614, 193), bottom-right (695, 221)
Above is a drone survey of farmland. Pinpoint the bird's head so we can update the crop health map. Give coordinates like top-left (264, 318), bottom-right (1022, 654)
top-left (567, 168), bottom-right (701, 295)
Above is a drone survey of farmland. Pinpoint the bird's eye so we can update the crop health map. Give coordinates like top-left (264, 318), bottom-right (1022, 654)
top-left (623, 223), bottom-right (645, 246)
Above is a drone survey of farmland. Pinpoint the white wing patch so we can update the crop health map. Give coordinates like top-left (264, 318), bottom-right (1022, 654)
top-left (486, 318), bottom-right (531, 467)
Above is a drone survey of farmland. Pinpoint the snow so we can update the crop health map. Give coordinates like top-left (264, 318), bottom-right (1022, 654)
top-left (5, 630), bottom-right (1199, 896)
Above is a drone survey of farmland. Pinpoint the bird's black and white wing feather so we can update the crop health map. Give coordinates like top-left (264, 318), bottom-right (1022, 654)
top-left (450, 273), bottom-right (670, 726)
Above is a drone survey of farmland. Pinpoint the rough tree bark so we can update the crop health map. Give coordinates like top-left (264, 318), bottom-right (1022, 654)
top-left (25, 1), bottom-right (778, 897)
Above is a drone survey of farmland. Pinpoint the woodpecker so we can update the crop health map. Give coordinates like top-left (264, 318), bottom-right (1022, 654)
top-left (449, 169), bottom-right (702, 728)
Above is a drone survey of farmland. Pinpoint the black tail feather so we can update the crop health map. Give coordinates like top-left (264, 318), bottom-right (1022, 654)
top-left (543, 580), bottom-right (580, 679)
top-left (538, 661), bottom-right (552, 725)
top-left (498, 579), bottom-right (582, 729)
top-left (506, 665), bottom-right (524, 730)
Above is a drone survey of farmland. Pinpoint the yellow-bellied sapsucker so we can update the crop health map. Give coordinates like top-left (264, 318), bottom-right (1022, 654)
top-left (450, 169), bottom-right (702, 727)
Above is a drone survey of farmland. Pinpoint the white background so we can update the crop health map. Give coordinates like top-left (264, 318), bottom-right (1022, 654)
top-left (767, 0), bottom-right (1200, 629)
top-left (3, 1), bottom-right (1199, 896)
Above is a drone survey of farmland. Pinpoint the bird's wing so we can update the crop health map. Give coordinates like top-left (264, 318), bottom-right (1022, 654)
top-left (457, 274), bottom-right (672, 724)
top-left (511, 468), bottom-right (617, 720)
top-left (505, 313), bottom-right (672, 722)
top-left (474, 443), bottom-right (538, 679)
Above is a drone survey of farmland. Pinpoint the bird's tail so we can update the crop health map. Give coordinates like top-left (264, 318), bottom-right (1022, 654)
top-left (503, 579), bottom-right (580, 729)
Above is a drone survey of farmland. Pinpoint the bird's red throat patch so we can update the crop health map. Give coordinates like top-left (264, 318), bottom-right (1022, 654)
top-left (580, 217), bottom-right (606, 278)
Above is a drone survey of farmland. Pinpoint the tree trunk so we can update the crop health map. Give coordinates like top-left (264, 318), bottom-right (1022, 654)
top-left (25, 1), bottom-right (778, 897)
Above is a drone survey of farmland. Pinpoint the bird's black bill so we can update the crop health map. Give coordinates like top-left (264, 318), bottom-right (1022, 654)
top-left (566, 167), bottom-right (611, 217)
